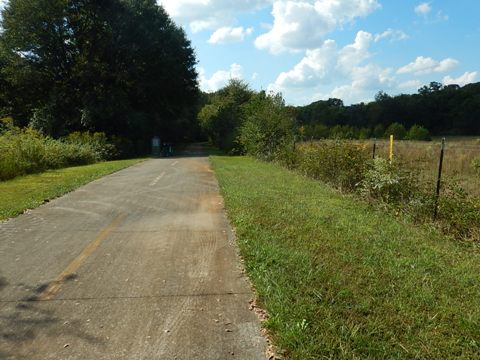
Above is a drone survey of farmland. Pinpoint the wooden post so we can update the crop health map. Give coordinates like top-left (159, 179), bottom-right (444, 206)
top-left (372, 138), bottom-right (377, 159)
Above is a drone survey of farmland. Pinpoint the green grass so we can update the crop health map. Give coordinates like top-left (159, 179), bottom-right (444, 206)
top-left (211, 156), bottom-right (480, 359)
top-left (0, 158), bottom-right (144, 220)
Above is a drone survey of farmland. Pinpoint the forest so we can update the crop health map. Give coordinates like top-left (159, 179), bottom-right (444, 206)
top-left (295, 81), bottom-right (480, 140)
top-left (0, 0), bottom-right (199, 153)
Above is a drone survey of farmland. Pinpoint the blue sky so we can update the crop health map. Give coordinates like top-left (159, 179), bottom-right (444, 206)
top-left (159, 0), bottom-right (479, 106)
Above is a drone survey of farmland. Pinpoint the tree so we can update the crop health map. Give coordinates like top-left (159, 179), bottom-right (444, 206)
top-left (239, 91), bottom-right (294, 160)
top-left (198, 79), bottom-right (253, 152)
top-left (407, 124), bottom-right (431, 141)
top-left (0, 0), bottom-right (198, 145)
top-left (385, 122), bottom-right (407, 140)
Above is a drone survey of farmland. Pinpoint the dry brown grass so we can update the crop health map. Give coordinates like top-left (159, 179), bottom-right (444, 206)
top-left (368, 137), bottom-right (480, 198)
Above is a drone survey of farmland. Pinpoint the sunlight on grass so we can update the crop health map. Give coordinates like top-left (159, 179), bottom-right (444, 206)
top-left (211, 155), bottom-right (480, 359)
top-left (0, 159), bottom-right (144, 220)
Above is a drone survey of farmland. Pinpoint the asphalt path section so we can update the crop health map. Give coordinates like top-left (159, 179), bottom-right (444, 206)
top-left (0, 151), bottom-right (266, 359)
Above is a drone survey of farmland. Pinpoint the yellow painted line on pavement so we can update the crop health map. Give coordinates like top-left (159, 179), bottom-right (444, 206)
top-left (171, 161), bottom-right (179, 167)
top-left (36, 213), bottom-right (126, 301)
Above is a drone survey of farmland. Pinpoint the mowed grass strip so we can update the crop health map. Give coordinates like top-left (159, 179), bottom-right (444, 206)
top-left (0, 159), bottom-right (144, 220)
top-left (211, 156), bottom-right (480, 359)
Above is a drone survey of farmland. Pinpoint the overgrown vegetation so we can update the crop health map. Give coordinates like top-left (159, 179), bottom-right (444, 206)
top-left (0, 119), bottom-right (119, 180)
top-left (0, 158), bottom-right (143, 220)
top-left (212, 156), bottom-right (480, 359)
top-left (201, 81), bottom-right (479, 241)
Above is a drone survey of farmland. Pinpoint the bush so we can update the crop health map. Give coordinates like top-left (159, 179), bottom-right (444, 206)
top-left (296, 141), bottom-right (369, 191)
top-left (359, 157), bottom-right (418, 204)
top-left (0, 126), bottom-right (115, 181)
top-left (385, 122), bottom-right (407, 140)
top-left (407, 124), bottom-right (431, 141)
top-left (436, 182), bottom-right (480, 240)
top-left (472, 158), bottom-right (480, 175)
top-left (239, 92), bottom-right (295, 161)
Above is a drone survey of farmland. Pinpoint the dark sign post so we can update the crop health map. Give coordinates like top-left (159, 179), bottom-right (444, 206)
top-left (433, 138), bottom-right (446, 220)
top-left (152, 136), bottom-right (161, 157)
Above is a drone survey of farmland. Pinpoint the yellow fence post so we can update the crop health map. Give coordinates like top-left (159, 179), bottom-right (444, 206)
top-left (389, 135), bottom-right (394, 162)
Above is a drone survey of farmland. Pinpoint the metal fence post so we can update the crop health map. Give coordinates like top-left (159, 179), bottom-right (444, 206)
top-left (372, 138), bottom-right (377, 159)
top-left (433, 138), bottom-right (446, 220)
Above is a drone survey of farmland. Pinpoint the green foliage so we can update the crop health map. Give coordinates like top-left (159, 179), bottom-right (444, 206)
top-left (295, 82), bottom-right (480, 137)
top-left (437, 182), bottom-right (480, 240)
top-left (358, 127), bottom-right (371, 139)
top-left (359, 157), bottom-right (418, 204)
top-left (385, 122), bottom-right (407, 140)
top-left (407, 124), bottom-right (431, 141)
top-left (472, 158), bottom-right (480, 175)
top-left (239, 92), bottom-right (295, 161)
top-left (296, 141), bottom-right (369, 191)
top-left (0, 0), bottom-right (198, 143)
top-left (0, 126), bottom-right (115, 180)
top-left (372, 124), bottom-right (385, 138)
top-left (198, 79), bottom-right (253, 152)
top-left (329, 124), bottom-right (358, 139)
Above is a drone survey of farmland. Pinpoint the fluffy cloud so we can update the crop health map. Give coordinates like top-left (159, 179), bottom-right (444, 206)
top-left (269, 30), bottom-right (395, 104)
top-left (374, 29), bottom-right (408, 42)
top-left (199, 64), bottom-right (243, 92)
top-left (273, 31), bottom-right (373, 89)
top-left (443, 72), bottom-right (478, 86)
top-left (255, 0), bottom-right (380, 54)
top-left (397, 56), bottom-right (458, 75)
top-left (158, 0), bottom-right (269, 32)
top-left (415, 2), bottom-right (431, 15)
top-left (208, 27), bottom-right (254, 44)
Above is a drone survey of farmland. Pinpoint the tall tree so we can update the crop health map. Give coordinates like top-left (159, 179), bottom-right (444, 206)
top-left (0, 0), bottom-right (198, 144)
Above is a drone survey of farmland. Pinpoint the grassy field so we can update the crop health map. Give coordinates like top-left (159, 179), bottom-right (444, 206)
top-left (366, 137), bottom-right (480, 197)
top-left (211, 156), bottom-right (480, 359)
top-left (0, 158), bottom-right (144, 220)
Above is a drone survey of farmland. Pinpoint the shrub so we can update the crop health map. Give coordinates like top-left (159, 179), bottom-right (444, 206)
top-left (0, 127), bottom-right (115, 181)
top-left (66, 131), bottom-right (117, 160)
top-left (359, 157), bottom-right (418, 204)
top-left (472, 158), bottom-right (480, 175)
top-left (407, 124), bottom-right (431, 141)
top-left (436, 182), bottom-right (480, 240)
top-left (385, 122), bottom-right (407, 140)
top-left (239, 92), bottom-right (295, 161)
top-left (296, 141), bottom-right (369, 191)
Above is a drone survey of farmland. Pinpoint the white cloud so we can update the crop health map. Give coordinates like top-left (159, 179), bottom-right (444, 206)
top-left (374, 29), bottom-right (409, 42)
top-left (158, 0), bottom-right (270, 32)
top-left (199, 64), bottom-right (243, 92)
top-left (415, 2), bottom-right (431, 15)
top-left (399, 79), bottom-right (422, 89)
top-left (443, 72), bottom-right (478, 86)
top-left (208, 27), bottom-right (254, 44)
top-left (254, 0), bottom-right (381, 54)
top-left (397, 56), bottom-right (458, 75)
top-left (269, 30), bottom-right (396, 104)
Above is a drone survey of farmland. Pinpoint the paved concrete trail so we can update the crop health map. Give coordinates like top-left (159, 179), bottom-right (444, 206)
top-left (0, 148), bottom-right (266, 359)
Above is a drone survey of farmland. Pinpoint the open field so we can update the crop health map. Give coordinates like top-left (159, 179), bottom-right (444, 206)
top-left (368, 137), bottom-right (480, 198)
top-left (212, 155), bottom-right (480, 359)
top-left (0, 158), bottom-right (144, 220)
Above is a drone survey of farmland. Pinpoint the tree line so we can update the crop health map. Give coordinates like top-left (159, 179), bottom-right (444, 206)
top-left (295, 81), bottom-right (480, 140)
top-left (0, 0), bottom-right (199, 153)
top-left (198, 80), bottom-right (480, 156)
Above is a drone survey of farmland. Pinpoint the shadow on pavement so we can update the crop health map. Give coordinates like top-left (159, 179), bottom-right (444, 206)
top-left (0, 273), bottom-right (103, 359)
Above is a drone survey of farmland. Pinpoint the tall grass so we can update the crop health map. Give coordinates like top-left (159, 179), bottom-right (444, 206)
top-left (0, 123), bottom-right (114, 181)
top-left (275, 140), bottom-right (480, 241)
